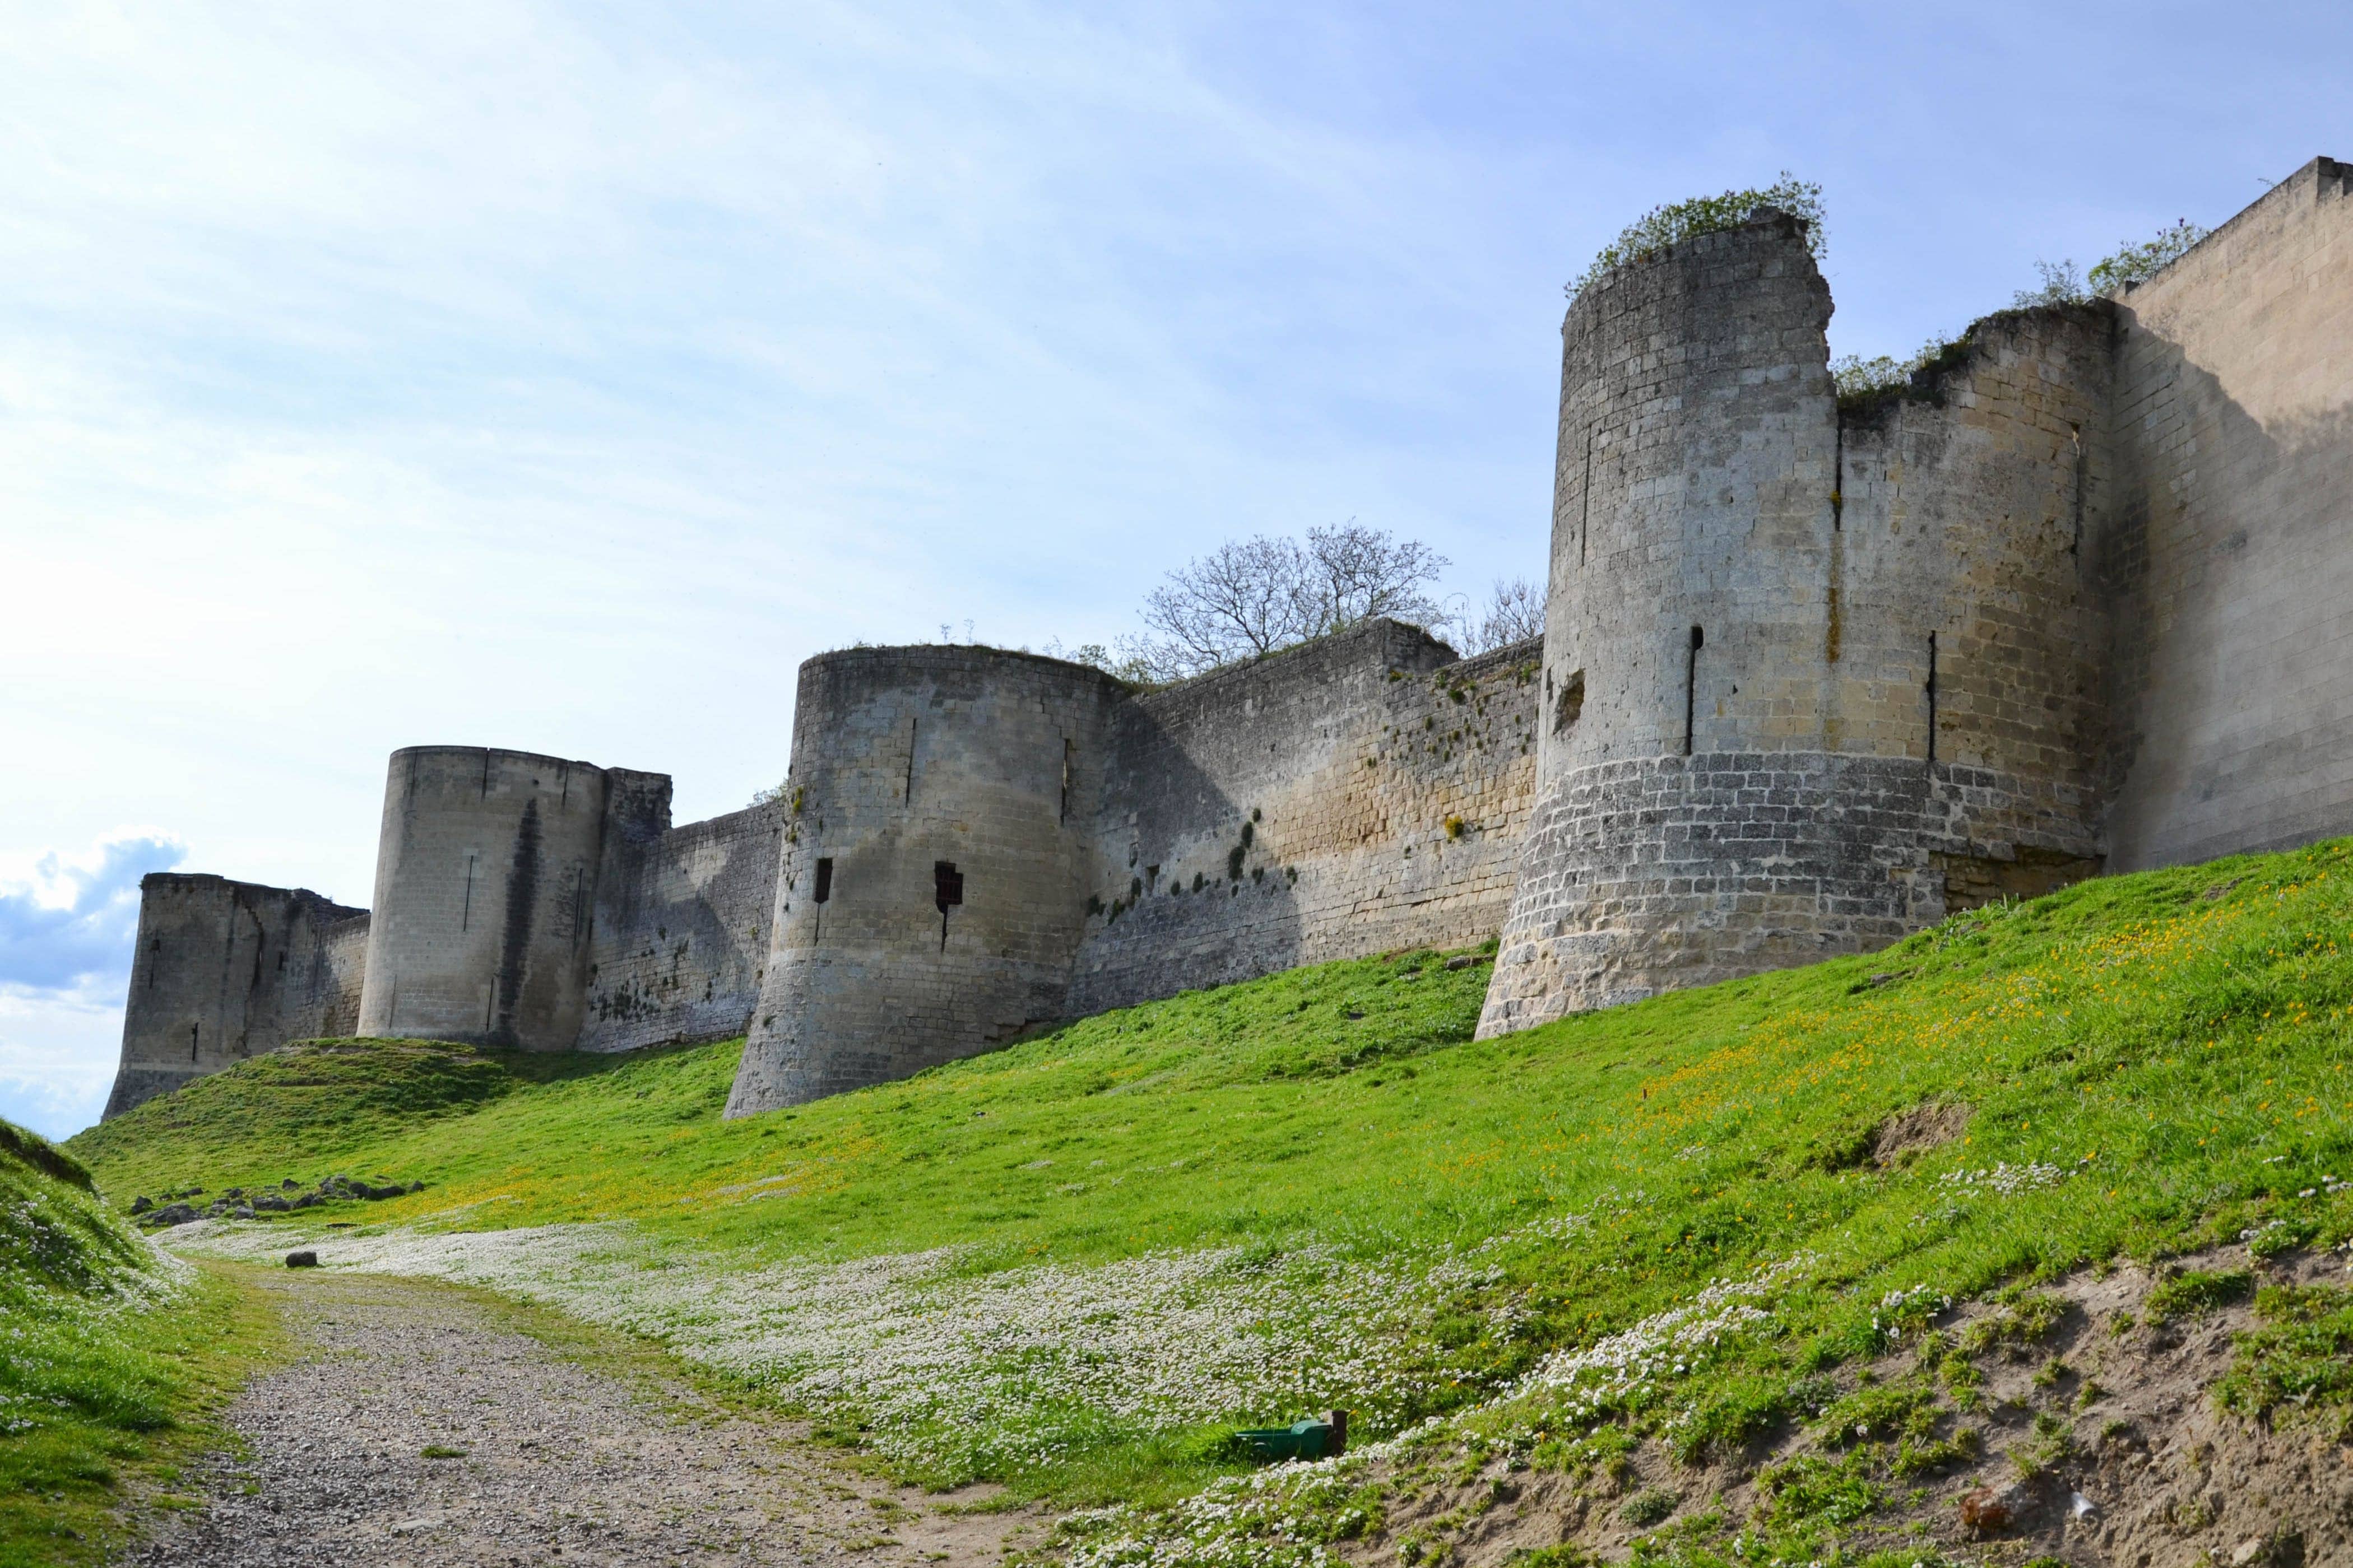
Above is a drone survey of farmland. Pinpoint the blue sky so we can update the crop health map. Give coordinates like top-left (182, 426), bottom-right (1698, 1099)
top-left (2, 1), bottom-right (2346, 1137)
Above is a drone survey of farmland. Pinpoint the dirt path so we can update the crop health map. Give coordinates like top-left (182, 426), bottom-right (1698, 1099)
top-left (127, 1269), bottom-right (1040, 1568)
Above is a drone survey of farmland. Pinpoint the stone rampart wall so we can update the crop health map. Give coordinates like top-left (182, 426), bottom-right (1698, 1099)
top-left (1836, 305), bottom-right (2114, 789)
top-left (106, 159), bottom-right (2353, 1123)
top-left (726, 646), bottom-right (1124, 1113)
top-left (1486, 216), bottom-right (2113, 1040)
top-left (1540, 212), bottom-right (1836, 776)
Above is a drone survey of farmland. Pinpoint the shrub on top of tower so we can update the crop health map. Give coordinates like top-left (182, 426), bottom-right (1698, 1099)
top-left (1567, 171), bottom-right (1825, 300)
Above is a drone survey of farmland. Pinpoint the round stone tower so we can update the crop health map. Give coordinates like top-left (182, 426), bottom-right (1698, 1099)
top-left (355, 746), bottom-right (614, 1049)
top-left (724, 646), bottom-right (1124, 1115)
top-left (1478, 213), bottom-right (2109, 1036)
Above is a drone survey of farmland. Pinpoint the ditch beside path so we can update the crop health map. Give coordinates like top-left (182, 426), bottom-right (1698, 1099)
top-left (126, 1268), bottom-right (1039, 1568)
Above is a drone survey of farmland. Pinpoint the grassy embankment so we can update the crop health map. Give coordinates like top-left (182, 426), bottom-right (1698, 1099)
top-left (71, 839), bottom-right (2353, 1564)
top-left (2, 1118), bottom-right (279, 1567)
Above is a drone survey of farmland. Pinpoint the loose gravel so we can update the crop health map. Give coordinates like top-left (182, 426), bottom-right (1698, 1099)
top-left (125, 1268), bottom-right (1034, 1567)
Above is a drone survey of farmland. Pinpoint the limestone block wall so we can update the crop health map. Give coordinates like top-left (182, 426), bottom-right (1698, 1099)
top-left (725, 647), bottom-right (1125, 1113)
top-left (104, 874), bottom-right (368, 1118)
top-left (1834, 304), bottom-right (2113, 797)
top-left (2101, 156), bottom-right (2353, 869)
top-left (1066, 621), bottom-right (1538, 1015)
top-left (578, 801), bottom-right (786, 1053)
top-left (1482, 215), bottom-right (2111, 1037)
top-left (355, 747), bottom-right (618, 1049)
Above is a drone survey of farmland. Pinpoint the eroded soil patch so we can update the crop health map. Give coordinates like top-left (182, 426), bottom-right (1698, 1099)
top-left (1322, 1246), bottom-right (2353, 1567)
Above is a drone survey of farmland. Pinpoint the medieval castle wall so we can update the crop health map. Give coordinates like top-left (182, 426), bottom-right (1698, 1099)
top-left (355, 747), bottom-right (628, 1050)
top-left (104, 157), bottom-right (2353, 1122)
top-left (1480, 216), bottom-right (2119, 1035)
top-left (723, 646), bottom-right (1125, 1113)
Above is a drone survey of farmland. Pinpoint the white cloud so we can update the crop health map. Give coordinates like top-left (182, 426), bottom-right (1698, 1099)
top-left (0, 989), bottom-right (122, 1142)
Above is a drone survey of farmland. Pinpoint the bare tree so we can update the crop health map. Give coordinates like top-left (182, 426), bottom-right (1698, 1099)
top-left (1462, 576), bottom-right (1547, 653)
top-left (1295, 523), bottom-right (1450, 636)
top-left (1121, 523), bottom-right (1452, 681)
top-left (1133, 535), bottom-right (1310, 676)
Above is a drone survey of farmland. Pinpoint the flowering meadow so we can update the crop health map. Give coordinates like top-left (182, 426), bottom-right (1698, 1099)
top-left (73, 837), bottom-right (2353, 1560)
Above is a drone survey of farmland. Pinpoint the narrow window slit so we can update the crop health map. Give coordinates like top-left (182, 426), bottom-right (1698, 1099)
top-left (2069, 424), bottom-right (2087, 575)
top-left (1684, 626), bottom-right (1705, 757)
top-left (1831, 418), bottom-right (1844, 532)
top-left (1578, 427), bottom-right (1594, 566)
top-left (1925, 632), bottom-right (1939, 766)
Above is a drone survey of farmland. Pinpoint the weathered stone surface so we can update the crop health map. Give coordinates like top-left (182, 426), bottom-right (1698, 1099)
top-left (727, 646), bottom-right (1127, 1113)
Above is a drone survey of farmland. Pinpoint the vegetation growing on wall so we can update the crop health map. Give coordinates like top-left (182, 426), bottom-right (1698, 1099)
top-left (2089, 217), bottom-right (2210, 293)
top-left (1567, 173), bottom-right (1825, 301)
top-left (1829, 217), bottom-right (2213, 406)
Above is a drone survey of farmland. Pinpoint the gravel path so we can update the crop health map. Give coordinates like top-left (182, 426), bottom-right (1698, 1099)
top-left (126, 1269), bottom-right (1033, 1568)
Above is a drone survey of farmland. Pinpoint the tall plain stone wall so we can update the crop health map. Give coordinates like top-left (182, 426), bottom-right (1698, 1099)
top-left (105, 874), bottom-right (368, 1118)
top-left (1066, 621), bottom-right (1538, 1015)
top-left (2101, 156), bottom-right (2353, 869)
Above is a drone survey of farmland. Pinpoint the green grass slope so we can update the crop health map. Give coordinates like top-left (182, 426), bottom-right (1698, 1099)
top-left (1, 1119), bottom-right (275, 1566)
top-left (72, 840), bottom-right (2353, 1562)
